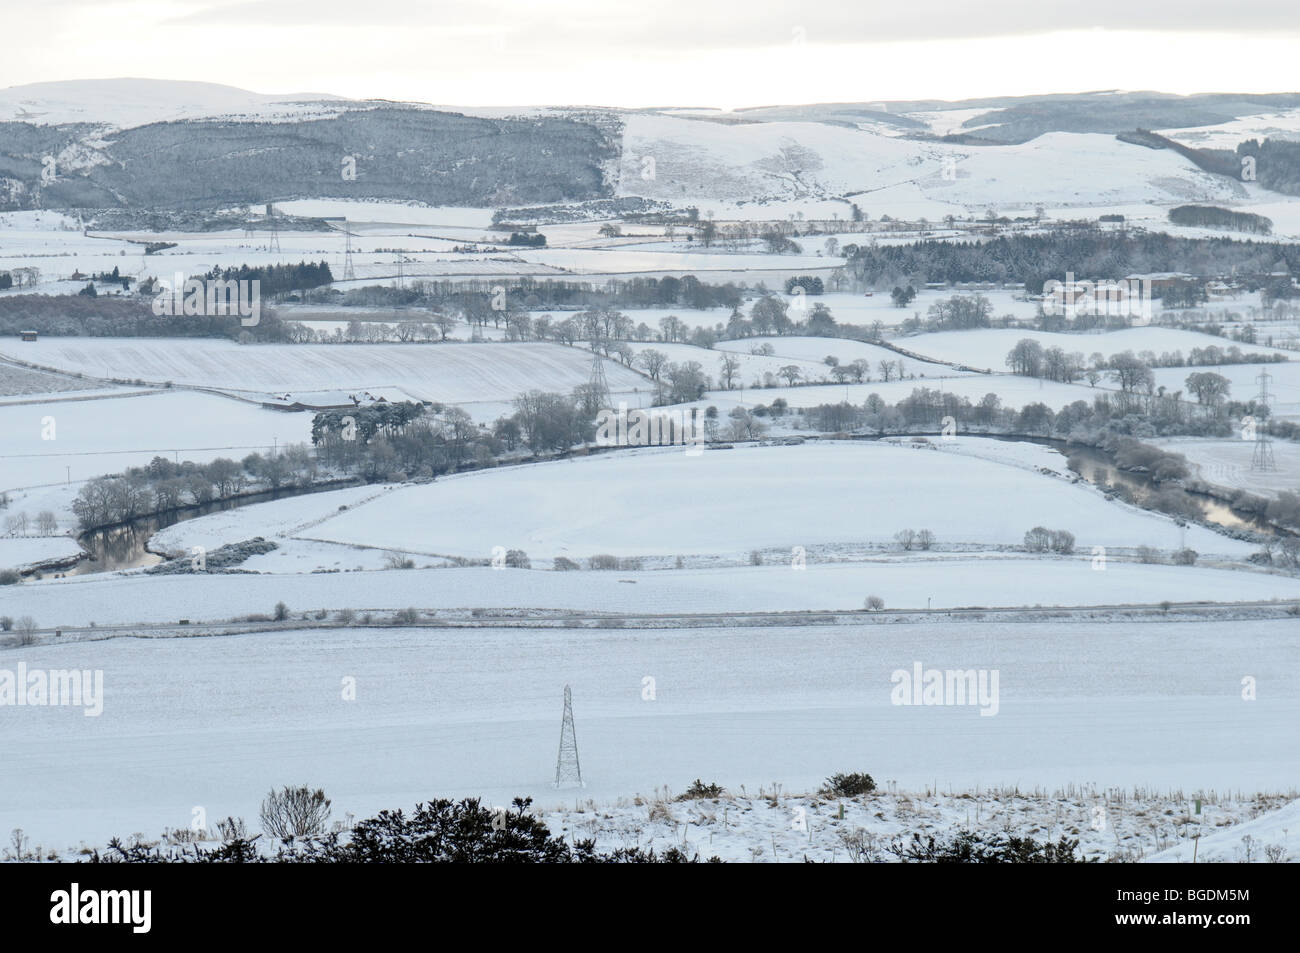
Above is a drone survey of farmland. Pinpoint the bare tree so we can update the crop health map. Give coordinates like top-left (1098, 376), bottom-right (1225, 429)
top-left (895, 529), bottom-right (917, 551)
top-left (15, 616), bottom-right (37, 646)
top-left (718, 354), bottom-right (741, 390)
top-left (260, 785), bottom-right (332, 841)
top-left (916, 529), bottom-right (935, 551)
top-left (636, 348), bottom-right (669, 381)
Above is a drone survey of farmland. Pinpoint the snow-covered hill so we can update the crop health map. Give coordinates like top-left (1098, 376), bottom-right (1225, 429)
top-left (0, 78), bottom-right (344, 128)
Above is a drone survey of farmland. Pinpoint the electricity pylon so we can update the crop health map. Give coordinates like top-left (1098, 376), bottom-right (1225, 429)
top-left (554, 685), bottom-right (583, 788)
top-left (588, 351), bottom-right (611, 409)
top-left (342, 221), bottom-right (356, 281)
top-left (1251, 368), bottom-right (1276, 471)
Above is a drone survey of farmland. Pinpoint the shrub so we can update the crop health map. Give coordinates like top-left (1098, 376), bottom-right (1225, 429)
top-left (1050, 529), bottom-right (1075, 554)
top-left (335, 608), bottom-right (356, 624)
top-left (260, 785), bottom-right (332, 842)
top-left (677, 780), bottom-right (725, 801)
top-left (93, 797), bottom-right (719, 863)
top-left (552, 556), bottom-right (580, 571)
top-left (749, 550), bottom-right (763, 566)
top-left (822, 772), bottom-right (876, 797)
top-left (0, 569), bottom-right (19, 586)
top-left (0, 617), bottom-right (11, 632)
top-left (1172, 548), bottom-right (1199, 565)
top-left (618, 556), bottom-right (643, 571)
top-left (1135, 545), bottom-right (1160, 564)
top-left (382, 551), bottom-right (415, 570)
top-left (865, 595), bottom-right (885, 611)
top-left (393, 607), bottom-right (420, 625)
top-left (215, 816), bottom-right (248, 842)
top-left (889, 830), bottom-right (1090, 863)
top-left (273, 601), bottom-right (289, 621)
top-left (588, 554), bottom-right (620, 570)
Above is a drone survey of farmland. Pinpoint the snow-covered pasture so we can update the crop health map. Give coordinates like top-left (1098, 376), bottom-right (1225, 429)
top-left (2, 618), bottom-right (1296, 850)
top-left (9, 556), bottom-right (1300, 626)
top-left (900, 327), bottom-right (1295, 372)
top-left (0, 337), bottom-right (648, 405)
top-left (713, 335), bottom-right (968, 380)
top-left (630, 341), bottom-right (832, 384)
top-left (264, 442), bottom-right (1255, 559)
top-left (0, 536), bottom-right (82, 571)
top-left (1152, 362), bottom-right (1300, 421)
top-left (0, 390), bottom-right (311, 495)
top-left (688, 376), bottom-right (1099, 416)
top-left (1152, 437), bottom-right (1300, 497)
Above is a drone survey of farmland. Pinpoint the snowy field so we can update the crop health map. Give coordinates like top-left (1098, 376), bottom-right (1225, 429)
top-left (541, 788), bottom-right (1296, 864)
top-left (295, 443), bottom-right (1255, 560)
top-left (713, 335), bottom-right (970, 378)
top-left (901, 327), bottom-right (1295, 371)
top-left (0, 536), bottom-right (82, 571)
top-left (1151, 362), bottom-right (1300, 421)
top-left (38, 439), bottom-right (1252, 584)
top-left (630, 341), bottom-right (835, 384)
top-left (1153, 437), bottom-right (1300, 497)
top-left (9, 558), bottom-right (1300, 627)
top-left (685, 374), bottom-right (1098, 414)
top-left (0, 390), bottom-right (311, 494)
top-left (3, 618), bottom-right (1296, 850)
top-left (0, 337), bottom-right (648, 405)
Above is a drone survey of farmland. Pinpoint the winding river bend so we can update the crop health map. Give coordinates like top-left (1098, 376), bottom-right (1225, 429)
top-left (73, 483), bottom-right (346, 575)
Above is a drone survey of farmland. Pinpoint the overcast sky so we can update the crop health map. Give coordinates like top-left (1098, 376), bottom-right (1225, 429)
top-left (5, 0), bottom-right (1300, 107)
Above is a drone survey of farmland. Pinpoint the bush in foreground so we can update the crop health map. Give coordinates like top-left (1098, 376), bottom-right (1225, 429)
top-left (677, 779), bottom-right (725, 801)
top-left (822, 772), bottom-right (876, 797)
top-left (890, 830), bottom-right (1091, 863)
top-left (90, 797), bottom-right (716, 863)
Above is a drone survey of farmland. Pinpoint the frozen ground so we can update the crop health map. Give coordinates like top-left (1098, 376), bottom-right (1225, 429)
top-left (0, 536), bottom-right (82, 571)
top-left (714, 335), bottom-right (970, 379)
top-left (539, 788), bottom-right (1297, 863)
top-left (900, 327), bottom-right (1295, 372)
top-left (0, 337), bottom-right (647, 405)
top-left (686, 374), bottom-right (1099, 414)
top-left (300, 442), bottom-right (1259, 559)
top-left (0, 361), bottom-right (101, 397)
top-left (0, 390), bottom-right (312, 495)
top-left (8, 557), bottom-right (1300, 627)
top-left (1, 619), bottom-right (1295, 851)
top-left (1153, 437), bottom-right (1300, 498)
top-left (1151, 362), bottom-right (1300, 421)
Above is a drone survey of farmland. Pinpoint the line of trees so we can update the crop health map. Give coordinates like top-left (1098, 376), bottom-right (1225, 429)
top-left (843, 228), bottom-right (1300, 292)
top-left (71, 450), bottom-right (318, 530)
